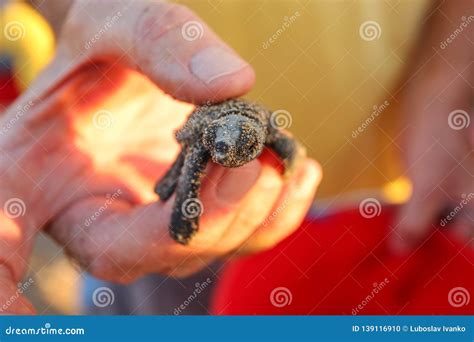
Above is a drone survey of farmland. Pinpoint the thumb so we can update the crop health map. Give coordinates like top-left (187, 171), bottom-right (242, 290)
top-left (61, 1), bottom-right (255, 103)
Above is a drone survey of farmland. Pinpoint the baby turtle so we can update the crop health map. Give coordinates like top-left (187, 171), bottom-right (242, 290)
top-left (155, 98), bottom-right (304, 244)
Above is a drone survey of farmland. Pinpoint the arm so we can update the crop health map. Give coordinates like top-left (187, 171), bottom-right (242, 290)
top-left (393, 0), bottom-right (473, 250)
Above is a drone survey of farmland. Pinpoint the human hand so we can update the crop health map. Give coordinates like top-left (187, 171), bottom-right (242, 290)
top-left (392, 0), bottom-right (473, 251)
top-left (0, 0), bottom-right (321, 313)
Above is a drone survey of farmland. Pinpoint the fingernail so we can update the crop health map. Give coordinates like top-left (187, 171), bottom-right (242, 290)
top-left (216, 160), bottom-right (261, 205)
top-left (190, 47), bottom-right (248, 84)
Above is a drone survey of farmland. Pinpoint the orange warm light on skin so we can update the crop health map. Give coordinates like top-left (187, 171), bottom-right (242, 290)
top-left (0, 213), bottom-right (23, 241)
top-left (69, 68), bottom-right (194, 203)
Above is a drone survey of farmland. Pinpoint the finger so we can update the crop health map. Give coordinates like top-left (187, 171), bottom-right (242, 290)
top-left (235, 159), bottom-right (322, 255)
top-left (59, 1), bottom-right (255, 103)
top-left (161, 155), bottom-right (284, 276)
top-left (47, 161), bottom-right (262, 282)
top-left (0, 267), bottom-right (35, 314)
top-left (391, 134), bottom-right (458, 253)
top-left (392, 190), bottom-right (442, 253)
top-left (203, 150), bottom-right (284, 254)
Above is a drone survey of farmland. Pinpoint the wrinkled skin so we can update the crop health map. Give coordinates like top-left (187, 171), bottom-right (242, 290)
top-left (0, 0), bottom-right (321, 314)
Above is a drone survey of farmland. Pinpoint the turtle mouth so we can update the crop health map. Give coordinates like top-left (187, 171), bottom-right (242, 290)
top-left (212, 150), bottom-right (244, 167)
top-left (214, 152), bottom-right (229, 165)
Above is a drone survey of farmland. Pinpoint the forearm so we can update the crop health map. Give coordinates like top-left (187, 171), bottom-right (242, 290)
top-left (393, 0), bottom-right (473, 123)
top-left (405, 0), bottom-right (473, 86)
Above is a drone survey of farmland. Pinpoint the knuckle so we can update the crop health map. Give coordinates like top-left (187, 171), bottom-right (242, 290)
top-left (135, 2), bottom-right (197, 42)
top-left (71, 248), bottom-right (138, 284)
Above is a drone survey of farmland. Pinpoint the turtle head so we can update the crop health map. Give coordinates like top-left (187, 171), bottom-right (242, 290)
top-left (203, 114), bottom-right (265, 167)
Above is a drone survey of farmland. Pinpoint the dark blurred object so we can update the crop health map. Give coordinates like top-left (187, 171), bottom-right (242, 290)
top-left (0, 54), bottom-right (19, 108)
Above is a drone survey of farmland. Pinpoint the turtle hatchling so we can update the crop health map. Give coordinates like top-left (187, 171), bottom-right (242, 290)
top-left (155, 98), bottom-right (304, 244)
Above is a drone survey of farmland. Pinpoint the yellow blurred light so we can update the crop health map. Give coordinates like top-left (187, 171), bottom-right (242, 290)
top-left (382, 177), bottom-right (413, 204)
top-left (0, 1), bottom-right (55, 89)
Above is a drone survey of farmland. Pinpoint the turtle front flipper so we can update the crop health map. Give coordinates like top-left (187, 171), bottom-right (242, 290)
top-left (169, 145), bottom-right (210, 244)
top-left (266, 128), bottom-right (306, 177)
top-left (154, 148), bottom-right (187, 201)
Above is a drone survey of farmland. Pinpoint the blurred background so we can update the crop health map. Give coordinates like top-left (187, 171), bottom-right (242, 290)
top-left (1, 0), bottom-right (433, 314)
